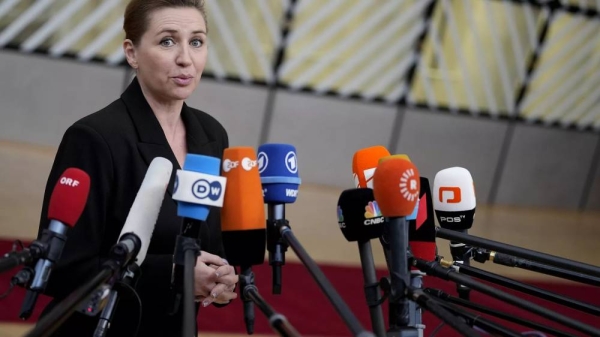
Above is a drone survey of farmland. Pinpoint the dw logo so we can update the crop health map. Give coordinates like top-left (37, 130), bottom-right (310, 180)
top-left (285, 151), bottom-right (298, 174)
top-left (439, 187), bottom-right (461, 203)
top-left (192, 179), bottom-right (223, 201)
top-left (257, 152), bottom-right (268, 173)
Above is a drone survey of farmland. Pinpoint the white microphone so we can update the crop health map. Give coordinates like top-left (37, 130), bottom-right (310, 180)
top-left (433, 166), bottom-right (476, 300)
top-left (117, 156), bottom-right (173, 265)
top-left (90, 157), bottom-right (172, 336)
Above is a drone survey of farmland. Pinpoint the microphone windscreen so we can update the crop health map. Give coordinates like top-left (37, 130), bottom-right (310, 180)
top-left (352, 145), bottom-right (390, 188)
top-left (373, 158), bottom-right (420, 217)
top-left (176, 154), bottom-right (221, 221)
top-left (337, 188), bottom-right (384, 242)
top-left (378, 154), bottom-right (411, 164)
top-left (409, 177), bottom-right (436, 262)
top-left (221, 147), bottom-right (266, 266)
top-left (119, 157), bottom-right (173, 265)
top-left (48, 168), bottom-right (91, 227)
top-left (433, 167), bottom-right (476, 230)
top-left (257, 143), bottom-right (301, 204)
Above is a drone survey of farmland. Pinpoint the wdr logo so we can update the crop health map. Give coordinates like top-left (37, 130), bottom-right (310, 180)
top-left (192, 179), bottom-right (223, 201)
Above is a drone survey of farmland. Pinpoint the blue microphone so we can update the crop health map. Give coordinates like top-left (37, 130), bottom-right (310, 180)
top-left (169, 153), bottom-right (225, 332)
top-left (257, 143), bottom-right (301, 294)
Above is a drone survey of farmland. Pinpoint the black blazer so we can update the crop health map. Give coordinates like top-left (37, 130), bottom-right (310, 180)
top-left (37, 77), bottom-right (229, 337)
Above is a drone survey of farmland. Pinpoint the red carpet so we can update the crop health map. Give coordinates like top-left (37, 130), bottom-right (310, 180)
top-left (1, 240), bottom-right (599, 336)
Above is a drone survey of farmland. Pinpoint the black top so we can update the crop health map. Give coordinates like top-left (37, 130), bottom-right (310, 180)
top-left (37, 77), bottom-right (229, 337)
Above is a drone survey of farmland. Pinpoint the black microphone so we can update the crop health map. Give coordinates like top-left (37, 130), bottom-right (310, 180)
top-left (433, 167), bottom-right (476, 301)
top-left (17, 168), bottom-right (91, 320)
top-left (257, 143), bottom-right (301, 295)
top-left (337, 188), bottom-right (386, 337)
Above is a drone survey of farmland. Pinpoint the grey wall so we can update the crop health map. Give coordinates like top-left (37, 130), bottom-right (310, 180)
top-left (1, 50), bottom-right (598, 211)
top-left (0, 50), bottom-right (124, 146)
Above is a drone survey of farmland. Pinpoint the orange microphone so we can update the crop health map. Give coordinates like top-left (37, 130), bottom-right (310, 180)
top-left (221, 147), bottom-right (266, 265)
top-left (372, 157), bottom-right (420, 331)
top-left (220, 147), bottom-right (265, 335)
top-left (352, 145), bottom-right (390, 188)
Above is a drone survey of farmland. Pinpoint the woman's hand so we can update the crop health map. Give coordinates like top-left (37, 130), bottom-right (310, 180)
top-left (193, 251), bottom-right (238, 307)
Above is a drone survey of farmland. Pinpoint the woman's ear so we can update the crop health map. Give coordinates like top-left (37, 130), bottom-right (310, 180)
top-left (123, 39), bottom-right (138, 69)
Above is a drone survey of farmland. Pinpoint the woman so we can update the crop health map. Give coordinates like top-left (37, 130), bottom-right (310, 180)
top-left (36, 0), bottom-right (238, 336)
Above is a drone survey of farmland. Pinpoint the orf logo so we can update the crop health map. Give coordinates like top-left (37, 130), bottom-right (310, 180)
top-left (257, 152), bottom-right (268, 173)
top-left (192, 179), bottom-right (223, 201)
top-left (285, 151), bottom-right (298, 174)
top-left (439, 187), bottom-right (461, 203)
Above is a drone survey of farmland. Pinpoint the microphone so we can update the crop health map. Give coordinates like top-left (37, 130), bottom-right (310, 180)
top-left (336, 188), bottom-right (386, 337)
top-left (372, 157), bottom-right (420, 333)
top-left (26, 157), bottom-right (172, 337)
top-left (18, 168), bottom-right (91, 320)
top-left (350, 146), bottom-right (392, 267)
top-left (433, 167), bottom-right (475, 300)
top-left (220, 147), bottom-right (265, 335)
top-left (171, 154), bottom-right (226, 337)
top-left (257, 143), bottom-right (301, 295)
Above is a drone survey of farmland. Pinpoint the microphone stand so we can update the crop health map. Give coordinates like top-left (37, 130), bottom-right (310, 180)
top-left (267, 204), bottom-right (288, 294)
top-left (412, 257), bottom-right (600, 336)
top-left (472, 248), bottom-right (600, 286)
top-left (93, 263), bottom-right (141, 337)
top-left (24, 234), bottom-right (141, 337)
top-left (436, 227), bottom-right (600, 278)
top-left (357, 240), bottom-right (386, 337)
top-left (240, 268), bottom-right (301, 337)
top-left (172, 233), bottom-right (201, 337)
top-left (443, 259), bottom-right (600, 316)
top-left (275, 221), bottom-right (376, 337)
top-left (426, 295), bottom-right (522, 337)
top-left (425, 288), bottom-right (576, 337)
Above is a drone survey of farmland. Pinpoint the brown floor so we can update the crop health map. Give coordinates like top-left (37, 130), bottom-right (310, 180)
top-left (1, 140), bottom-right (600, 336)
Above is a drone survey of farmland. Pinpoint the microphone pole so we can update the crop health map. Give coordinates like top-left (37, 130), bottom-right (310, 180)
top-left (442, 258), bottom-right (600, 315)
top-left (267, 203), bottom-right (288, 294)
top-left (425, 294), bottom-right (522, 337)
top-left (412, 257), bottom-right (600, 336)
top-left (425, 288), bottom-right (575, 337)
top-left (404, 287), bottom-right (480, 337)
top-left (240, 267), bottom-right (301, 337)
top-left (472, 248), bottom-right (600, 286)
top-left (276, 221), bottom-right (375, 337)
top-left (436, 227), bottom-right (600, 278)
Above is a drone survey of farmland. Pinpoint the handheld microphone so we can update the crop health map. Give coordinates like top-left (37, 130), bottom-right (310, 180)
top-left (220, 147), bottom-right (265, 335)
top-left (373, 157), bottom-right (420, 332)
top-left (19, 168), bottom-right (90, 320)
top-left (26, 157), bottom-right (172, 337)
top-left (257, 143), bottom-right (301, 295)
top-left (336, 188), bottom-right (386, 337)
top-left (350, 146), bottom-right (392, 267)
top-left (433, 167), bottom-right (475, 300)
top-left (170, 154), bottom-right (226, 336)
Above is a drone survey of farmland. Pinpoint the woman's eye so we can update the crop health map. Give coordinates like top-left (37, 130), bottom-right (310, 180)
top-left (190, 39), bottom-right (203, 48)
top-left (161, 38), bottom-right (174, 47)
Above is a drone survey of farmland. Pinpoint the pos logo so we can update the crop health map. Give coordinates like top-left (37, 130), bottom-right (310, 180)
top-left (439, 187), bottom-right (461, 203)
top-left (192, 179), bottom-right (223, 201)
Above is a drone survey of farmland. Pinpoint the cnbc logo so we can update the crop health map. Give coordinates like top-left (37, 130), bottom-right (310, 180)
top-left (364, 201), bottom-right (384, 226)
top-left (337, 206), bottom-right (346, 229)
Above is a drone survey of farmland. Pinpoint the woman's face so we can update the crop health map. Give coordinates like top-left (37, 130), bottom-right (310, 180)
top-left (125, 7), bottom-right (207, 103)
